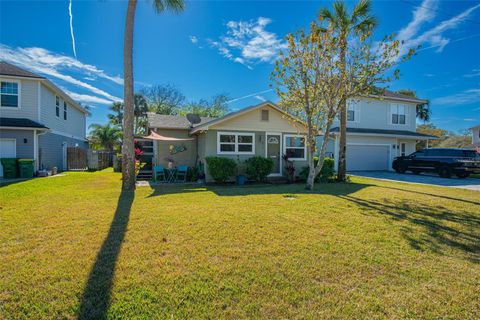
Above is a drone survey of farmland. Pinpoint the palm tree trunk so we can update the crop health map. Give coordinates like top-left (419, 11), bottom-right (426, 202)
top-left (337, 36), bottom-right (347, 182)
top-left (122, 0), bottom-right (137, 191)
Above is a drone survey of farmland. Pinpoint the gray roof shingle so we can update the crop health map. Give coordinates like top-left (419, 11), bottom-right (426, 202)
top-left (147, 113), bottom-right (215, 129)
top-left (0, 117), bottom-right (49, 129)
top-left (375, 90), bottom-right (426, 104)
top-left (0, 61), bottom-right (45, 79)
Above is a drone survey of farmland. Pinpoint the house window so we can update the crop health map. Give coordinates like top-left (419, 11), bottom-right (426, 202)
top-left (217, 132), bottom-right (255, 154)
top-left (261, 109), bottom-right (269, 121)
top-left (347, 104), bottom-right (355, 122)
top-left (1, 81), bottom-right (19, 107)
top-left (284, 134), bottom-right (306, 160)
top-left (391, 104), bottom-right (406, 124)
top-left (63, 101), bottom-right (67, 120)
top-left (55, 96), bottom-right (60, 117)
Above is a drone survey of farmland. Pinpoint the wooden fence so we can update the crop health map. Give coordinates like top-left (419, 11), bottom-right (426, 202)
top-left (67, 147), bottom-right (87, 170)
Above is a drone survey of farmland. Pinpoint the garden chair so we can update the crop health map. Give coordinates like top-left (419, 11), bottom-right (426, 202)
top-left (175, 165), bottom-right (188, 182)
top-left (153, 165), bottom-right (166, 182)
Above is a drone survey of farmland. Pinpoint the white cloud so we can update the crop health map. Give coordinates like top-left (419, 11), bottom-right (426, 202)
top-left (398, 1), bottom-right (480, 56)
top-left (227, 89), bottom-right (273, 103)
top-left (463, 118), bottom-right (477, 122)
top-left (431, 88), bottom-right (480, 106)
top-left (189, 35), bottom-right (198, 44)
top-left (62, 88), bottom-right (114, 105)
top-left (68, 0), bottom-right (77, 58)
top-left (464, 68), bottom-right (480, 78)
top-left (255, 95), bottom-right (266, 102)
top-left (209, 17), bottom-right (286, 69)
top-left (0, 44), bottom-right (122, 103)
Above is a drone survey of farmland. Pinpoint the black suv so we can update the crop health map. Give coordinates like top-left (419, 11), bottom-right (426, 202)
top-left (392, 148), bottom-right (480, 178)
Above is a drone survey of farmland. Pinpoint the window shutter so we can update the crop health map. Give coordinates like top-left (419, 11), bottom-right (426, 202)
top-left (404, 104), bottom-right (409, 125)
top-left (389, 104), bottom-right (394, 124)
top-left (355, 104), bottom-right (360, 123)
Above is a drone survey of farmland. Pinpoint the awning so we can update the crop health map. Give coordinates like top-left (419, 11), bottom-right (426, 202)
top-left (143, 130), bottom-right (194, 141)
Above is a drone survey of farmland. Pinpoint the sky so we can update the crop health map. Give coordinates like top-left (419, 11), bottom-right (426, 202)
top-left (0, 0), bottom-right (479, 133)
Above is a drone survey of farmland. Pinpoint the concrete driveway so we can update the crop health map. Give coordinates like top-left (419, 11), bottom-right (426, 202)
top-left (351, 171), bottom-right (480, 191)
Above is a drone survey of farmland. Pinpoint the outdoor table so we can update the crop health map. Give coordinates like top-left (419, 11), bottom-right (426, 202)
top-left (165, 168), bottom-right (177, 183)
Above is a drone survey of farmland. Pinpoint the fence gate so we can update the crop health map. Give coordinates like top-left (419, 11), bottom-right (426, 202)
top-left (67, 147), bottom-right (87, 171)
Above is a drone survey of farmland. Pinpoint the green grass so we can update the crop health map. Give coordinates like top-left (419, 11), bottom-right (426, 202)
top-left (1, 169), bottom-right (479, 319)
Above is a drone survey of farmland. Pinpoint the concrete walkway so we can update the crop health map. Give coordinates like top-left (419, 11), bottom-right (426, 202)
top-left (351, 171), bottom-right (480, 191)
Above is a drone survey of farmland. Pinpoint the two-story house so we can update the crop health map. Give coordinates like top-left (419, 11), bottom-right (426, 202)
top-left (319, 91), bottom-right (436, 171)
top-left (0, 62), bottom-right (89, 177)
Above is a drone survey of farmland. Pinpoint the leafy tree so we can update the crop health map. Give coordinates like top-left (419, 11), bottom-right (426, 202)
top-left (108, 102), bottom-right (124, 130)
top-left (141, 84), bottom-right (185, 115)
top-left (272, 19), bottom-right (409, 190)
top-left (319, 0), bottom-right (377, 182)
top-left (134, 93), bottom-right (148, 134)
top-left (123, 0), bottom-right (185, 190)
top-left (180, 94), bottom-right (230, 118)
top-left (396, 89), bottom-right (431, 122)
top-left (88, 124), bottom-right (122, 152)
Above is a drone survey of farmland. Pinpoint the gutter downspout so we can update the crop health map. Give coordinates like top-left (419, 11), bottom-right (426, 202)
top-left (35, 129), bottom-right (49, 172)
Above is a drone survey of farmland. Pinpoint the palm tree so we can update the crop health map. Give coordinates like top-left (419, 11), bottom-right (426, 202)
top-left (122, 0), bottom-right (185, 190)
top-left (89, 124), bottom-right (122, 152)
top-left (134, 93), bottom-right (148, 134)
top-left (396, 89), bottom-right (431, 122)
top-left (319, 0), bottom-right (377, 182)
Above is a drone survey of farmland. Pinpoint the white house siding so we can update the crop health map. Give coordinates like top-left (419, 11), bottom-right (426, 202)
top-left (38, 132), bottom-right (87, 171)
top-left (40, 84), bottom-right (86, 139)
top-left (0, 129), bottom-right (35, 158)
top-left (332, 98), bottom-right (417, 132)
top-left (0, 78), bottom-right (38, 120)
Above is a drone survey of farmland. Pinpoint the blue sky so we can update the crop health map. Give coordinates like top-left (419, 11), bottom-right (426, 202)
top-left (1, 0), bottom-right (479, 132)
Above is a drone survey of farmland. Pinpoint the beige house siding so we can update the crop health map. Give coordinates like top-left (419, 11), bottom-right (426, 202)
top-left (153, 128), bottom-right (197, 167)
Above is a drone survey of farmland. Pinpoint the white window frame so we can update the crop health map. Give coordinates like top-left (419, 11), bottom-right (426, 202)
top-left (390, 103), bottom-right (406, 125)
top-left (400, 142), bottom-right (406, 156)
top-left (63, 101), bottom-right (68, 120)
top-left (0, 79), bottom-right (21, 109)
top-left (347, 104), bottom-right (355, 122)
top-left (283, 134), bottom-right (307, 161)
top-left (55, 96), bottom-right (60, 118)
top-left (217, 131), bottom-right (255, 155)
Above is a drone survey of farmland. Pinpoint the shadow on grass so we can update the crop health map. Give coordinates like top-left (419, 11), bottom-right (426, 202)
top-left (77, 191), bottom-right (134, 319)
top-left (146, 181), bottom-right (373, 198)
top-left (340, 195), bottom-right (480, 262)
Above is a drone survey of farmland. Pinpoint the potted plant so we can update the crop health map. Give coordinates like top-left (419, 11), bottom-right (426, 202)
top-left (282, 154), bottom-right (295, 183)
top-left (235, 157), bottom-right (246, 185)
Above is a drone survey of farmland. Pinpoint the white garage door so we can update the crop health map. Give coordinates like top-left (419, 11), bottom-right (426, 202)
top-left (347, 144), bottom-right (390, 171)
top-left (0, 139), bottom-right (17, 177)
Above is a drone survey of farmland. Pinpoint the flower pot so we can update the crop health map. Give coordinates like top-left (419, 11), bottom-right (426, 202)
top-left (236, 175), bottom-right (246, 185)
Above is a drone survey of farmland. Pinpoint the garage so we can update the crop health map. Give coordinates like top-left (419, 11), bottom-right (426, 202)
top-left (346, 144), bottom-right (390, 171)
top-left (0, 138), bottom-right (16, 177)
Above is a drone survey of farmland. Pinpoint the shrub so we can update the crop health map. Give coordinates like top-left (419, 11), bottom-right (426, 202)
top-left (298, 157), bottom-right (335, 182)
top-left (205, 157), bottom-right (237, 183)
top-left (245, 157), bottom-right (274, 182)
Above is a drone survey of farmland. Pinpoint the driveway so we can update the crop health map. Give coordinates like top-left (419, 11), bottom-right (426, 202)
top-left (351, 171), bottom-right (480, 191)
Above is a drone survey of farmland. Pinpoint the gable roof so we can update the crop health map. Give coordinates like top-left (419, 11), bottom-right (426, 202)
top-left (0, 61), bottom-right (89, 115)
top-left (147, 113), bottom-right (215, 129)
top-left (0, 61), bottom-right (45, 79)
top-left (370, 90), bottom-right (427, 104)
top-left (330, 127), bottom-right (437, 139)
top-left (189, 101), bottom-right (307, 134)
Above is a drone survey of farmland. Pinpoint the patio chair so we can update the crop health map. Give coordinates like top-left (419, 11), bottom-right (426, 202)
top-left (153, 165), bottom-right (166, 182)
top-left (175, 165), bottom-right (188, 182)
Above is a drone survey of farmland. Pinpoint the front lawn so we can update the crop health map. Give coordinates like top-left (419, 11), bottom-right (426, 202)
top-left (1, 170), bottom-right (479, 319)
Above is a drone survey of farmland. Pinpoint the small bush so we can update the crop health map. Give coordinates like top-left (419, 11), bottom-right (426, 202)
top-left (245, 157), bottom-right (274, 182)
top-left (298, 157), bottom-right (335, 182)
top-left (205, 157), bottom-right (237, 183)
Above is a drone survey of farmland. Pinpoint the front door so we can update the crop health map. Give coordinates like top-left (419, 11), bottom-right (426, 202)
top-left (266, 133), bottom-right (281, 175)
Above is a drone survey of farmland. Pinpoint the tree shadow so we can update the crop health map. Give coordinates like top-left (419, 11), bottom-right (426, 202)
top-left (146, 181), bottom-right (374, 198)
top-left (77, 191), bottom-right (134, 319)
top-left (339, 195), bottom-right (480, 262)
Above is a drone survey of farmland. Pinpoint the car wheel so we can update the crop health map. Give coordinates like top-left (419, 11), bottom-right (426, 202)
top-left (412, 170), bottom-right (421, 175)
top-left (456, 172), bottom-right (469, 179)
top-left (439, 167), bottom-right (452, 178)
top-left (395, 164), bottom-right (407, 174)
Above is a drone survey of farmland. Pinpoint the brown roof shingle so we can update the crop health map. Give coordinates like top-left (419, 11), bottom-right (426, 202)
top-left (0, 61), bottom-right (45, 79)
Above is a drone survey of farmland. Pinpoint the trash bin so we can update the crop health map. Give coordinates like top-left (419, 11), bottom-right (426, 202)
top-left (17, 159), bottom-right (35, 178)
top-left (1, 158), bottom-right (18, 178)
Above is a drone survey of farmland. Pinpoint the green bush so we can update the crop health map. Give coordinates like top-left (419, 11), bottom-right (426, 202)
top-left (205, 157), bottom-right (237, 183)
top-left (245, 157), bottom-right (274, 182)
top-left (298, 157), bottom-right (335, 182)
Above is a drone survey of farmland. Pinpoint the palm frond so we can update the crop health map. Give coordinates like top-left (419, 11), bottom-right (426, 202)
top-left (352, 0), bottom-right (372, 21)
top-left (333, 1), bottom-right (349, 28)
top-left (318, 7), bottom-right (335, 23)
top-left (354, 15), bottom-right (378, 34)
top-left (153, 0), bottom-right (185, 14)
